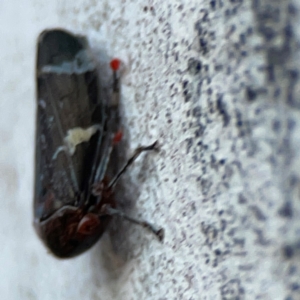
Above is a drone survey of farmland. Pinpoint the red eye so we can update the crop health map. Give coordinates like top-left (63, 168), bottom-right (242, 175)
top-left (77, 213), bottom-right (100, 235)
top-left (110, 58), bottom-right (121, 71)
top-left (113, 130), bottom-right (123, 145)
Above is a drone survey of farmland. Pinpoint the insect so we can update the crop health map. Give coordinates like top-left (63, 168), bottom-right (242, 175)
top-left (34, 29), bottom-right (164, 258)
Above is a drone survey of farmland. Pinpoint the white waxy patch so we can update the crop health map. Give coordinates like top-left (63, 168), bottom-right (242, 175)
top-left (65, 125), bottom-right (100, 155)
top-left (41, 50), bottom-right (95, 74)
top-left (52, 125), bottom-right (101, 159)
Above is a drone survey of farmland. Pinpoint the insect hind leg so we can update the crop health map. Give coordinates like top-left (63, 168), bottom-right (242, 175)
top-left (100, 203), bottom-right (164, 242)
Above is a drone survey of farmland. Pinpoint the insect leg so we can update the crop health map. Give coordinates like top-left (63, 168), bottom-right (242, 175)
top-left (108, 140), bottom-right (158, 189)
top-left (101, 204), bottom-right (164, 241)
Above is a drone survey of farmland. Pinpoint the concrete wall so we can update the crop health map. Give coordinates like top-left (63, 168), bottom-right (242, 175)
top-left (1, 0), bottom-right (300, 299)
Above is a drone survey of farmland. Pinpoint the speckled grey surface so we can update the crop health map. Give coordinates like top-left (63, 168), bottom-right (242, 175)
top-left (1, 0), bottom-right (300, 299)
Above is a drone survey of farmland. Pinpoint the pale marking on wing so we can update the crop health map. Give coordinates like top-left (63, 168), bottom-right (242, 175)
top-left (41, 49), bottom-right (95, 74)
top-left (52, 125), bottom-right (102, 159)
top-left (39, 99), bottom-right (46, 108)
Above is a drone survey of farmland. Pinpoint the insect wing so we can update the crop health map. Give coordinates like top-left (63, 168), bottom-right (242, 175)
top-left (34, 29), bottom-right (107, 223)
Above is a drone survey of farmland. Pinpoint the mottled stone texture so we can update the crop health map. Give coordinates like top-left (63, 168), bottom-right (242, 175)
top-left (1, 0), bottom-right (300, 299)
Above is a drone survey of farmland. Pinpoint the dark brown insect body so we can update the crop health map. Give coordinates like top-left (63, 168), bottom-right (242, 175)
top-left (34, 29), bottom-right (163, 258)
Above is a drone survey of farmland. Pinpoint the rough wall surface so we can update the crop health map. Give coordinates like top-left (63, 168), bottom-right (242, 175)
top-left (1, 0), bottom-right (300, 299)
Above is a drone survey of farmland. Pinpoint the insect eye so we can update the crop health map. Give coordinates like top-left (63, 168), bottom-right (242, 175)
top-left (77, 213), bottom-right (100, 235)
top-left (110, 58), bottom-right (121, 71)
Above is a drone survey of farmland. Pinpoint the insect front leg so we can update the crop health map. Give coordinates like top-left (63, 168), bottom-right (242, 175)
top-left (108, 140), bottom-right (159, 189)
